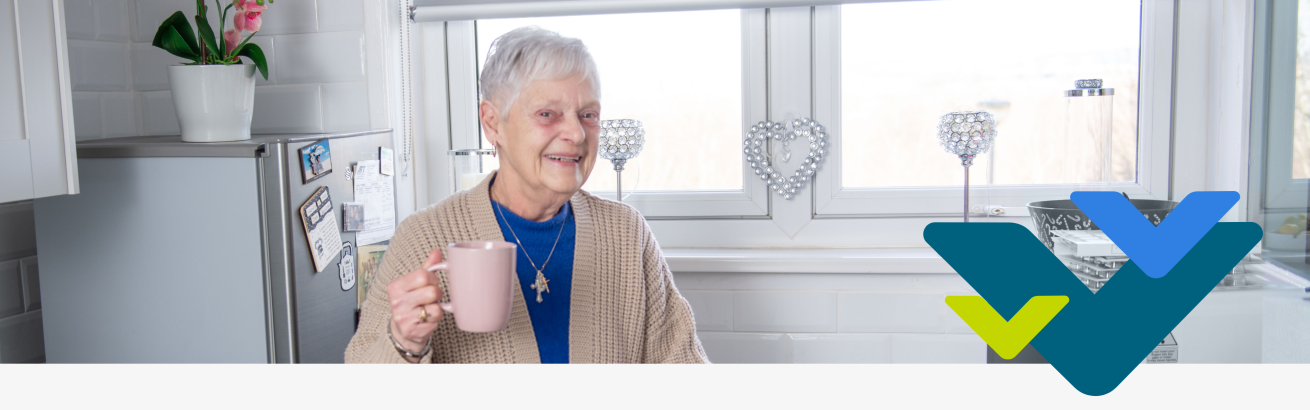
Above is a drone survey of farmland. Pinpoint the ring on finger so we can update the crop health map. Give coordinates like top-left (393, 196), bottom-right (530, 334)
top-left (418, 305), bottom-right (429, 323)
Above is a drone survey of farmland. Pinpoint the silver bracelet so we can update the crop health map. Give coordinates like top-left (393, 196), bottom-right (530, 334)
top-left (387, 324), bottom-right (432, 360)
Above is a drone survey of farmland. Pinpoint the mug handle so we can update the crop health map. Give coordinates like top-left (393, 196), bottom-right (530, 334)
top-left (425, 261), bottom-right (456, 315)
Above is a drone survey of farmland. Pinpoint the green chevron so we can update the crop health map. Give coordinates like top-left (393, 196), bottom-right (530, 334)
top-left (946, 295), bottom-right (1069, 360)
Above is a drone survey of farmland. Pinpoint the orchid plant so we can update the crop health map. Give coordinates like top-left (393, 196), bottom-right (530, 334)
top-left (151, 0), bottom-right (272, 80)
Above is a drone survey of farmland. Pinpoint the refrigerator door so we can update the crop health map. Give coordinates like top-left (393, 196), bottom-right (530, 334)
top-left (34, 156), bottom-right (269, 363)
top-left (279, 131), bottom-right (394, 363)
top-left (37, 130), bottom-right (393, 363)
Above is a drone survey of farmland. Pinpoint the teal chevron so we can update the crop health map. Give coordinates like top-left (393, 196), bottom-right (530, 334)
top-left (924, 222), bottom-right (1261, 396)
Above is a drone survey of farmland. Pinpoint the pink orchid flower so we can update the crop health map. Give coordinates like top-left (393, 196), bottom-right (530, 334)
top-left (223, 29), bottom-right (241, 54)
top-left (233, 0), bottom-right (267, 33)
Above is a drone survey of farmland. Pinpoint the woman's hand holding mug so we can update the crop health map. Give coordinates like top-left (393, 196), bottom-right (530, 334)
top-left (387, 249), bottom-right (445, 362)
top-left (386, 241), bottom-right (516, 362)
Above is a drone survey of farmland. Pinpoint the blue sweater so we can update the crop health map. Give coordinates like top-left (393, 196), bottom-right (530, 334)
top-left (491, 199), bottom-right (574, 363)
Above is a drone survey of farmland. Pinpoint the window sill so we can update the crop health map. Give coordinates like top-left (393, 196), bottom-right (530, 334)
top-left (662, 247), bottom-right (954, 274)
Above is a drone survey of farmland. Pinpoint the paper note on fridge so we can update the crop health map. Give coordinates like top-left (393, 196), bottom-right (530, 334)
top-left (299, 186), bottom-right (344, 273)
top-left (353, 160), bottom-right (396, 246)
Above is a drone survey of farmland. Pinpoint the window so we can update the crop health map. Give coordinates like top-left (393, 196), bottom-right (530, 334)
top-left (839, 0), bottom-right (1140, 188)
top-left (812, 0), bottom-right (1172, 218)
top-left (418, 1), bottom-right (1177, 246)
top-left (1251, 0), bottom-right (1310, 278)
top-left (476, 11), bottom-right (745, 194)
top-left (432, 9), bottom-right (770, 218)
top-left (1291, 0), bottom-right (1310, 180)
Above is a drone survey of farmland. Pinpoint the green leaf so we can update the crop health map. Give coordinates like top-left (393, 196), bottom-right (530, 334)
top-left (218, 1), bottom-right (235, 53)
top-left (195, 15), bottom-right (221, 63)
top-left (151, 11), bottom-right (199, 56)
top-left (157, 26), bottom-right (200, 61)
top-left (236, 43), bottom-right (269, 80)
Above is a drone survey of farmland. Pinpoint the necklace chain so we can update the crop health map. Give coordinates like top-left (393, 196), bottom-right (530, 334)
top-left (494, 201), bottom-right (569, 276)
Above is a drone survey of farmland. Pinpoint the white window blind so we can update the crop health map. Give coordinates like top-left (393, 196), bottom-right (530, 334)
top-left (412, 0), bottom-right (863, 22)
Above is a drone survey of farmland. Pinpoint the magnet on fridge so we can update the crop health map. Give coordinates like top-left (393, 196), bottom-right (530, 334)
top-left (300, 186), bottom-right (343, 273)
top-left (379, 147), bottom-right (394, 176)
top-left (342, 202), bottom-right (365, 232)
top-left (298, 139), bottom-right (334, 183)
top-left (339, 241), bottom-right (357, 291)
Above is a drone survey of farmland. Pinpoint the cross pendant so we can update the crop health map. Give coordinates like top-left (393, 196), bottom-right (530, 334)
top-left (529, 271), bottom-right (550, 303)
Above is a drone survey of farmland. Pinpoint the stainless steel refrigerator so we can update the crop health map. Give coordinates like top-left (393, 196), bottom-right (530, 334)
top-left (33, 130), bottom-right (394, 363)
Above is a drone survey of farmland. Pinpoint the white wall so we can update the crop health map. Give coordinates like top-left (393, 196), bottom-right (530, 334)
top-left (65, 0), bottom-right (382, 140)
top-left (673, 268), bottom-right (1310, 364)
top-left (674, 271), bottom-right (986, 363)
top-left (64, 0), bottom-right (137, 140)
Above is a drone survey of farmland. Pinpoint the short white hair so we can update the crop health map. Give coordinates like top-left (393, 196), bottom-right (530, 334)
top-left (479, 26), bottom-right (601, 114)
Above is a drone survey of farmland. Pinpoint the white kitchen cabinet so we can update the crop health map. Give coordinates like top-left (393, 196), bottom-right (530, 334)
top-left (0, 0), bottom-right (78, 203)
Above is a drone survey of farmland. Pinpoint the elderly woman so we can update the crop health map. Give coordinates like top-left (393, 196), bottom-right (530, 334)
top-left (345, 27), bottom-right (708, 363)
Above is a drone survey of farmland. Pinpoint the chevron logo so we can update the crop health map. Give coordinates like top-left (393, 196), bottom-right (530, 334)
top-left (945, 296), bottom-right (1068, 360)
top-left (925, 191), bottom-right (1261, 396)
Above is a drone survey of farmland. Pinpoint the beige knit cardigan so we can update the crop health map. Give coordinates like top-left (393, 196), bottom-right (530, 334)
top-left (345, 172), bottom-right (708, 363)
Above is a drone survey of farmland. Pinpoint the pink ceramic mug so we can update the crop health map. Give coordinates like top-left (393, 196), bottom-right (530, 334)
top-left (425, 241), bottom-right (516, 332)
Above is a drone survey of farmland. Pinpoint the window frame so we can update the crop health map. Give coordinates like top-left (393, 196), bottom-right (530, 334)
top-left (438, 10), bottom-right (773, 218)
top-left (1254, 0), bottom-right (1306, 213)
top-left (417, 0), bottom-right (1185, 248)
top-left (1249, 0), bottom-right (1308, 272)
top-left (810, 0), bottom-right (1175, 218)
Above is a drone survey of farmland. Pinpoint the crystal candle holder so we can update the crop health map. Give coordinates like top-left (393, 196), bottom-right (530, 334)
top-left (937, 111), bottom-right (998, 222)
top-left (598, 119), bottom-right (646, 201)
top-left (937, 111), bottom-right (997, 167)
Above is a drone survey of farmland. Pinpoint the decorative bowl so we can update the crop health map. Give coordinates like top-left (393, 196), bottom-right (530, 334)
top-left (1027, 198), bottom-right (1177, 251)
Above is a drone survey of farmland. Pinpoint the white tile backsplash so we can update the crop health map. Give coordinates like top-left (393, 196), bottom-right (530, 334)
top-left (682, 291), bottom-right (733, 332)
top-left (321, 81), bottom-right (371, 132)
top-left (64, 0), bottom-right (98, 40)
top-left (735, 292), bottom-right (836, 333)
top-left (790, 334), bottom-right (892, 364)
top-left (671, 271), bottom-right (975, 292)
top-left (943, 294), bottom-right (977, 334)
top-left (131, 43), bottom-right (178, 91)
top-left (249, 36), bottom-right (278, 85)
top-left (674, 272), bottom-right (992, 363)
top-left (72, 92), bottom-right (101, 140)
top-left (698, 332), bottom-right (789, 364)
top-left (139, 91), bottom-right (179, 136)
top-left (838, 293), bottom-right (946, 334)
top-left (96, 0), bottom-right (133, 42)
top-left (890, 334), bottom-right (986, 364)
top-left (254, 0), bottom-right (320, 35)
top-left (276, 31), bottom-right (366, 84)
top-left (75, 0), bottom-right (383, 140)
top-left (19, 257), bottom-right (37, 312)
top-left (69, 40), bottom-right (131, 91)
top-left (0, 311), bottom-right (44, 363)
top-left (316, 0), bottom-right (364, 32)
top-left (0, 260), bottom-right (21, 318)
top-left (133, 0), bottom-right (192, 43)
top-left (100, 93), bottom-right (140, 138)
top-left (251, 84), bottom-right (323, 133)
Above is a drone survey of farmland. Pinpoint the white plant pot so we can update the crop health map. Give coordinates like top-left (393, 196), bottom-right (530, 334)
top-left (167, 64), bottom-right (257, 142)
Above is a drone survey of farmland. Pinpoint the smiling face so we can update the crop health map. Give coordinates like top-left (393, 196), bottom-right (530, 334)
top-left (481, 74), bottom-right (601, 203)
